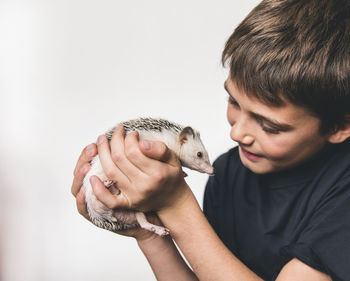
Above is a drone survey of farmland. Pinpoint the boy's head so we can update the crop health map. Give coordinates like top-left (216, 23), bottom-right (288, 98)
top-left (222, 0), bottom-right (350, 135)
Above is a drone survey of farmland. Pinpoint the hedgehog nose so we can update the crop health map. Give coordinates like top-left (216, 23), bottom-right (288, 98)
top-left (205, 166), bottom-right (215, 176)
top-left (209, 167), bottom-right (216, 176)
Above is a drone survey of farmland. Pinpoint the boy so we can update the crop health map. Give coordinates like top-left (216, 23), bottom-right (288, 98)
top-left (72, 0), bottom-right (350, 280)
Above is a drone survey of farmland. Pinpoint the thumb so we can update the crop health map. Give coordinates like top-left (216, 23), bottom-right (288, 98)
top-left (90, 176), bottom-right (131, 209)
top-left (139, 140), bottom-right (180, 167)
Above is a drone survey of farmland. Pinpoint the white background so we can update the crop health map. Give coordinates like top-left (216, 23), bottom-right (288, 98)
top-left (0, 1), bottom-right (260, 280)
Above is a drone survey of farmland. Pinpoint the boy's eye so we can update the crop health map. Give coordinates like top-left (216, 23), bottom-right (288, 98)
top-left (227, 96), bottom-right (239, 107)
top-left (256, 117), bottom-right (283, 135)
top-left (256, 118), bottom-right (281, 134)
top-left (262, 126), bottom-right (281, 134)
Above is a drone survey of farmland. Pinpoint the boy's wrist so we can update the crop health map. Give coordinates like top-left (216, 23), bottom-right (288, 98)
top-left (137, 182), bottom-right (197, 245)
top-left (159, 183), bottom-right (195, 214)
top-left (137, 232), bottom-right (173, 254)
top-left (157, 187), bottom-right (200, 234)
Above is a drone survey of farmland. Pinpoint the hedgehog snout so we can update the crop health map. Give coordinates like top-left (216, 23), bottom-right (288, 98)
top-left (203, 165), bottom-right (215, 176)
top-left (197, 163), bottom-right (215, 176)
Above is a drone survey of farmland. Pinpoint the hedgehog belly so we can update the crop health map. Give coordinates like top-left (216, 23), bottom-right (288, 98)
top-left (90, 209), bottom-right (139, 232)
top-left (112, 209), bottom-right (138, 226)
top-left (84, 156), bottom-right (140, 232)
top-left (87, 192), bottom-right (139, 231)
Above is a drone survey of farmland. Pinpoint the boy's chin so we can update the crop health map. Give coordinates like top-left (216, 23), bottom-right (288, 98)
top-left (239, 154), bottom-right (277, 174)
top-left (243, 163), bottom-right (272, 174)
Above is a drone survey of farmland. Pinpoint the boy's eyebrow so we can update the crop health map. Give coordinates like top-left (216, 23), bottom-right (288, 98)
top-left (250, 113), bottom-right (294, 131)
top-left (224, 81), bottom-right (231, 96)
top-left (223, 81), bottom-right (294, 131)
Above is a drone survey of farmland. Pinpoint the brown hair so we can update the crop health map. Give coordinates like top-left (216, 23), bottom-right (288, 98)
top-left (222, 0), bottom-right (350, 134)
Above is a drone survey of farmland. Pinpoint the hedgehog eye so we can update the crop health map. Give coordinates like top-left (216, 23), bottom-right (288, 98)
top-left (197, 152), bottom-right (203, 158)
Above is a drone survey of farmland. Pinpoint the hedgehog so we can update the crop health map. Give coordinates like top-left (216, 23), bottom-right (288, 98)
top-left (83, 117), bottom-right (215, 236)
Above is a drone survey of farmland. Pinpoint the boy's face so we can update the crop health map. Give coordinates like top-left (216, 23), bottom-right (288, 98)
top-left (225, 78), bottom-right (330, 174)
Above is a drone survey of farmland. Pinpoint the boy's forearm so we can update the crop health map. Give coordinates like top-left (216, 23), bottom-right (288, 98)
top-left (137, 234), bottom-right (198, 281)
top-left (158, 191), bottom-right (263, 281)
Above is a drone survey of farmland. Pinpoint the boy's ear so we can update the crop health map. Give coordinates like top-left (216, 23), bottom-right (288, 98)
top-left (328, 114), bottom-right (350, 144)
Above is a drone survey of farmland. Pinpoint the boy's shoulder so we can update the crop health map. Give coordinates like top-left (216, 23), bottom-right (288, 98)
top-left (319, 140), bottom-right (350, 182)
top-left (325, 140), bottom-right (350, 168)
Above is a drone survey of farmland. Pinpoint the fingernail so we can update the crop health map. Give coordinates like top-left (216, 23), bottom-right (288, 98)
top-left (86, 144), bottom-right (95, 156)
top-left (90, 176), bottom-right (97, 185)
top-left (97, 135), bottom-right (105, 145)
top-left (140, 140), bottom-right (151, 150)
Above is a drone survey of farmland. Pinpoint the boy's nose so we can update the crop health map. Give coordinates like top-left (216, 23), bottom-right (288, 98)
top-left (230, 121), bottom-right (254, 146)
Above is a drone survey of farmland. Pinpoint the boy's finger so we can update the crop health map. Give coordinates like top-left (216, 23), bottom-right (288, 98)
top-left (109, 126), bottom-right (146, 181)
top-left (139, 139), bottom-right (181, 167)
top-left (122, 131), bottom-right (161, 174)
top-left (71, 162), bottom-right (90, 196)
top-left (72, 144), bottom-right (97, 196)
top-left (96, 134), bottom-right (131, 186)
top-left (73, 143), bottom-right (97, 176)
top-left (76, 187), bottom-right (90, 220)
top-left (123, 133), bottom-right (181, 176)
top-left (90, 176), bottom-right (131, 209)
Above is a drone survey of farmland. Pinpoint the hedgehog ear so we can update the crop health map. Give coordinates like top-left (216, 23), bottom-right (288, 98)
top-left (179, 126), bottom-right (195, 145)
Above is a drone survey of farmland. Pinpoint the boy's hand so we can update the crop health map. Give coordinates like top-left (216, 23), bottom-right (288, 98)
top-left (72, 143), bottom-right (99, 222)
top-left (71, 143), bottom-right (97, 221)
top-left (71, 143), bottom-right (166, 242)
top-left (91, 125), bottom-right (191, 214)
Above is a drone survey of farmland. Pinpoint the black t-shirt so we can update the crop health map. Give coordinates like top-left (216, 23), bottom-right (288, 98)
top-left (203, 140), bottom-right (350, 281)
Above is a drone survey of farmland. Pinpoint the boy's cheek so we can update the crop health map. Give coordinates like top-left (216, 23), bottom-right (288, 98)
top-left (226, 107), bottom-right (236, 126)
top-left (259, 142), bottom-right (313, 168)
top-left (258, 136), bottom-right (294, 158)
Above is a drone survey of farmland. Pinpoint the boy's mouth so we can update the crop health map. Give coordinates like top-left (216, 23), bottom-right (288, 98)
top-left (240, 146), bottom-right (264, 161)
